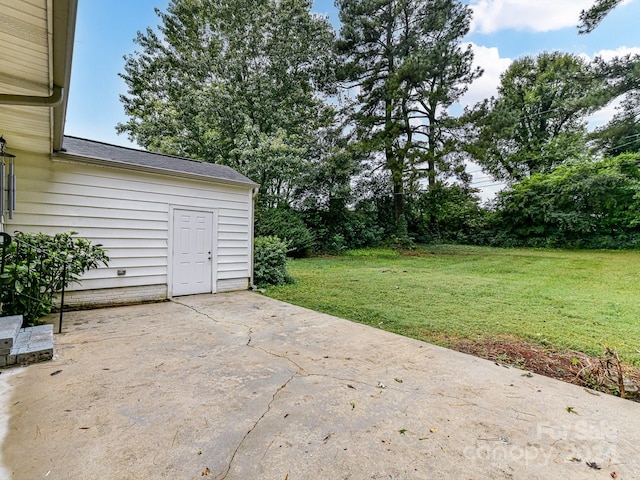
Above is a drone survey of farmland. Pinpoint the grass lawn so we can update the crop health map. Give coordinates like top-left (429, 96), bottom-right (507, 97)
top-left (263, 245), bottom-right (640, 367)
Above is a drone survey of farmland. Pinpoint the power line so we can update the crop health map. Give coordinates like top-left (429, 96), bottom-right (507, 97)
top-left (604, 136), bottom-right (640, 152)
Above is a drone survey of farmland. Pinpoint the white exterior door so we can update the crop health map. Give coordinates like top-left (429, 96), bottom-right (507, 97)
top-left (172, 209), bottom-right (214, 296)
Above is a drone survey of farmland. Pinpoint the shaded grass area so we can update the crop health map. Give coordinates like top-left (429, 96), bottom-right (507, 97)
top-left (264, 245), bottom-right (640, 367)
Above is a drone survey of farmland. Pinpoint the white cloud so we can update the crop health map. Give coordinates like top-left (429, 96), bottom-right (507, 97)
top-left (592, 46), bottom-right (640, 61)
top-left (459, 44), bottom-right (512, 108)
top-left (469, 0), bottom-right (594, 34)
top-left (585, 98), bottom-right (622, 130)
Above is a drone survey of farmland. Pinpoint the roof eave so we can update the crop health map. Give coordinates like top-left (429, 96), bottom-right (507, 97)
top-left (54, 151), bottom-right (260, 189)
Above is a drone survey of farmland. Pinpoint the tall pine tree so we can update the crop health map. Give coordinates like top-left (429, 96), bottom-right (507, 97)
top-left (336, 0), bottom-right (480, 236)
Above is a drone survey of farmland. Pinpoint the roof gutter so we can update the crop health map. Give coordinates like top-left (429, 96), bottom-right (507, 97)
top-left (0, 85), bottom-right (64, 107)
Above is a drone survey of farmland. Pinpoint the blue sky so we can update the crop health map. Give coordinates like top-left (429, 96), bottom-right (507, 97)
top-left (65, 0), bottom-right (640, 196)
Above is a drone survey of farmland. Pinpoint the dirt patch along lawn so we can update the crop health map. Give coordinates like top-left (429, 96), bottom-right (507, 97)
top-left (449, 335), bottom-right (640, 400)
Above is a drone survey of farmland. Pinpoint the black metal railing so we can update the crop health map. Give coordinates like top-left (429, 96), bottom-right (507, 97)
top-left (0, 232), bottom-right (68, 333)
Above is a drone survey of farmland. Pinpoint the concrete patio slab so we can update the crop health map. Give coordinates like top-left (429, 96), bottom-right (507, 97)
top-left (1, 291), bottom-right (638, 479)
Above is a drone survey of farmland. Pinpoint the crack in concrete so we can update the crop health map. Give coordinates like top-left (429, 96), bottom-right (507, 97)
top-left (173, 300), bottom-right (443, 475)
top-left (253, 344), bottom-right (308, 374)
top-left (173, 300), bottom-right (306, 372)
top-left (172, 300), bottom-right (255, 344)
top-left (216, 372), bottom-right (297, 480)
top-left (173, 300), bottom-right (425, 393)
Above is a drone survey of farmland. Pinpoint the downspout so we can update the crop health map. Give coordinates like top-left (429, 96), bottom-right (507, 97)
top-left (0, 85), bottom-right (64, 107)
top-left (250, 187), bottom-right (259, 290)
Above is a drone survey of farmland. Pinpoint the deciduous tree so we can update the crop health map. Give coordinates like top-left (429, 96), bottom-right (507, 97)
top-left (469, 52), bottom-right (606, 182)
top-left (118, 0), bottom-right (341, 207)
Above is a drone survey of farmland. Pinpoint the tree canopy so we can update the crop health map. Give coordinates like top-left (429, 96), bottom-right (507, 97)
top-left (118, 0), bottom-right (640, 252)
top-left (336, 0), bottom-right (481, 236)
top-left (118, 0), bottom-right (341, 207)
top-left (468, 52), bottom-right (606, 182)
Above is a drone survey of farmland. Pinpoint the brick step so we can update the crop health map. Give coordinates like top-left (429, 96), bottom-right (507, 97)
top-left (1, 316), bottom-right (54, 368)
top-left (0, 315), bottom-right (23, 355)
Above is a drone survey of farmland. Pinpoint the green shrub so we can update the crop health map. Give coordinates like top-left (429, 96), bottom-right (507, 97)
top-left (255, 207), bottom-right (314, 257)
top-left (490, 154), bottom-right (640, 249)
top-left (302, 206), bottom-right (384, 254)
top-left (0, 231), bottom-right (109, 325)
top-left (253, 236), bottom-right (293, 287)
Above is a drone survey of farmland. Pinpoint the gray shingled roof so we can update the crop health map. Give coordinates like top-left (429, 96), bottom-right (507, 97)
top-left (60, 136), bottom-right (258, 187)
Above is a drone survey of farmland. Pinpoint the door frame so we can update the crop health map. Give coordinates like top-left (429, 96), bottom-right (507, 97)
top-left (168, 206), bottom-right (218, 298)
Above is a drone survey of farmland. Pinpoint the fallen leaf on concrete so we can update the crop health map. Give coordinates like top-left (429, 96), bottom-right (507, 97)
top-left (201, 467), bottom-right (210, 476)
top-left (610, 472), bottom-right (618, 478)
top-left (347, 384), bottom-right (355, 389)
top-left (429, 428), bottom-right (438, 433)
top-left (50, 370), bottom-right (62, 376)
top-left (394, 378), bottom-right (403, 383)
top-left (586, 461), bottom-right (601, 470)
top-left (567, 456), bottom-right (582, 463)
top-left (479, 436), bottom-right (510, 445)
top-left (566, 406), bottom-right (578, 414)
top-left (399, 429), bottom-right (407, 434)
top-left (350, 401), bottom-right (355, 410)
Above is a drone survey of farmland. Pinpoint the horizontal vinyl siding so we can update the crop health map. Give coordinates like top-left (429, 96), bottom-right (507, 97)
top-left (216, 212), bottom-right (251, 281)
top-left (7, 152), bottom-right (254, 296)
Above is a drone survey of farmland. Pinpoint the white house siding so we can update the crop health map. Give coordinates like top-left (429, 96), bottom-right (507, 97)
top-left (0, 0), bottom-right (53, 155)
top-left (6, 150), bottom-right (254, 307)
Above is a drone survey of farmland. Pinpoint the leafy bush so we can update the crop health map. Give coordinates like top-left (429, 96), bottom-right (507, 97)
top-left (303, 205), bottom-right (384, 254)
top-left (491, 154), bottom-right (640, 248)
top-left (406, 183), bottom-right (486, 244)
top-left (253, 236), bottom-right (293, 287)
top-left (255, 207), bottom-right (314, 257)
top-left (0, 231), bottom-right (109, 325)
